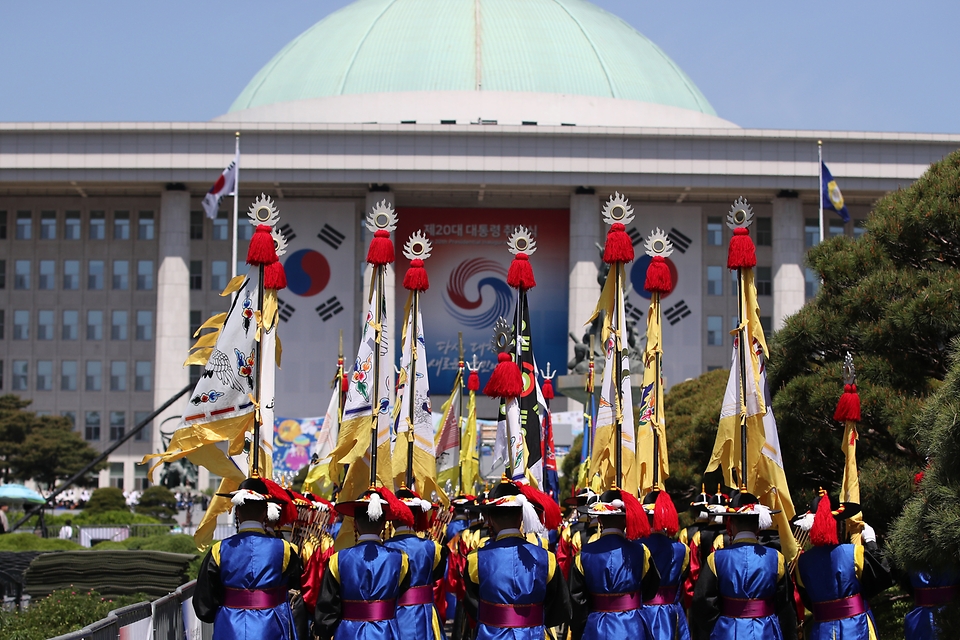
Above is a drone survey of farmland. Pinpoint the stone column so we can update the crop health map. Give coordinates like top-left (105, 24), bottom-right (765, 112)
top-left (567, 192), bottom-right (602, 413)
top-left (364, 191), bottom-right (397, 407)
top-left (772, 196), bottom-right (805, 330)
top-left (152, 187), bottom-right (190, 479)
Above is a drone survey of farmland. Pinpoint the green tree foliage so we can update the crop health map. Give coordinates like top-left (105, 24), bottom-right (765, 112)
top-left (84, 487), bottom-right (127, 514)
top-left (662, 368), bottom-right (728, 496)
top-left (0, 395), bottom-right (103, 488)
top-left (134, 486), bottom-right (178, 523)
top-left (768, 150), bottom-right (960, 531)
top-left (0, 589), bottom-right (148, 640)
top-left (559, 433), bottom-right (583, 500)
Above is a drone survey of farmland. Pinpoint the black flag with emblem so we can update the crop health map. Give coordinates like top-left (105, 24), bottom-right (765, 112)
top-left (514, 288), bottom-right (544, 486)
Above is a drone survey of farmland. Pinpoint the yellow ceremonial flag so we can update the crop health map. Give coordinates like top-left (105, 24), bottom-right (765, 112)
top-left (461, 387), bottom-right (481, 493)
top-left (841, 417), bottom-right (864, 541)
top-left (636, 293), bottom-right (669, 493)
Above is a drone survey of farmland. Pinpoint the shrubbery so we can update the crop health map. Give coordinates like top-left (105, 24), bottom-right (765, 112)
top-left (0, 589), bottom-right (148, 640)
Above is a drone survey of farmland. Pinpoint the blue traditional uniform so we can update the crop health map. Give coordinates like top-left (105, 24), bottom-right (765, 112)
top-left (384, 530), bottom-right (448, 640)
top-left (194, 521), bottom-right (302, 640)
top-left (905, 571), bottom-right (959, 640)
top-left (445, 517), bottom-right (469, 544)
top-left (637, 533), bottom-right (690, 640)
top-left (570, 529), bottom-right (661, 640)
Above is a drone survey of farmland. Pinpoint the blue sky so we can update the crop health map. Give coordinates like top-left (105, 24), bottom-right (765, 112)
top-left (2, 1), bottom-right (957, 133)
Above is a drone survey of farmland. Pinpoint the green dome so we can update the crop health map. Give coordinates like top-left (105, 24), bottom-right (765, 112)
top-left (229, 0), bottom-right (716, 116)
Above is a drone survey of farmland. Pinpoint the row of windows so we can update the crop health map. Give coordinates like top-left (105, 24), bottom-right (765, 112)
top-left (3, 210), bottom-right (154, 241)
top-left (189, 211), bottom-right (255, 242)
top-left (706, 315), bottom-right (773, 347)
top-left (804, 218), bottom-right (866, 248)
top-left (3, 259), bottom-right (154, 291)
top-left (705, 216), bottom-right (867, 248)
top-left (61, 409), bottom-right (152, 443)
top-left (706, 266), bottom-right (773, 297)
top-left (189, 260), bottom-right (233, 291)
top-left (706, 217), bottom-right (773, 247)
top-left (7, 359), bottom-right (152, 393)
top-left (0, 309), bottom-right (153, 341)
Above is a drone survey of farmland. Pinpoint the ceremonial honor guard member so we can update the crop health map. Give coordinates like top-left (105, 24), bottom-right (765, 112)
top-left (557, 489), bottom-right (598, 579)
top-left (681, 488), bottom-right (727, 610)
top-left (904, 570), bottom-right (959, 640)
top-left (793, 490), bottom-right (891, 640)
top-left (569, 488), bottom-right (661, 640)
top-left (463, 478), bottom-right (571, 640)
top-left (314, 487), bottom-right (411, 640)
top-left (384, 487), bottom-right (449, 640)
top-left (194, 477), bottom-right (302, 640)
top-left (691, 492), bottom-right (797, 640)
top-left (638, 490), bottom-right (690, 640)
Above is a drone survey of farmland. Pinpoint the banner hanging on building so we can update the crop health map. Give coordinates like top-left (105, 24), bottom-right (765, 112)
top-left (273, 416), bottom-right (325, 474)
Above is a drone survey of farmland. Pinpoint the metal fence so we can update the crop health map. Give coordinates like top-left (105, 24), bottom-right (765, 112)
top-left (76, 523), bottom-right (235, 547)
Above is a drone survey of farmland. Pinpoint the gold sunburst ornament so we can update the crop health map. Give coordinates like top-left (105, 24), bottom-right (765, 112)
top-left (726, 196), bottom-right (754, 230)
top-left (366, 200), bottom-right (398, 233)
top-left (843, 351), bottom-right (856, 386)
top-left (506, 226), bottom-right (537, 256)
top-left (402, 230), bottom-right (433, 261)
top-left (644, 228), bottom-right (674, 258)
top-left (247, 193), bottom-right (280, 228)
top-left (491, 317), bottom-right (515, 355)
top-left (601, 192), bottom-right (635, 226)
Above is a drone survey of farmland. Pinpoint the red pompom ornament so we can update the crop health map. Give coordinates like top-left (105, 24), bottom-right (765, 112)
top-left (603, 223), bottom-right (635, 264)
top-left (834, 384), bottom-right (862, 422)
top-left (517, 482), bottom-right (562, 531)
top-left (403, 258), bottom-right (429, 292)
top-left (247, 224), bottom-right (278, 266)
top-left (341, 371), bottom-right (349, 393)
top-left (264, 261), bottom-right (287, 290)
top-left (621, 491), bottom-right (650, 540)
top-left (483, 352), bottom-right (523, 398)
top-left (644, 255), bottom-right (673, 294)
top-left (367, 229), bottom-right (395, 266)
top-left (810, 493), bottom-right (839, 547)
top-left (467, 370), bottom-right (480, 392)
top-left (379, 487), bottom-right (415, 529)
top-left (541, 377), bottom-right (555, 400)
top-left (507, 253), bottom-right (537, 290)
top-left (653, 490), bottom-right (679, 537)
top-left (727, 227), bottom-right (757, 269)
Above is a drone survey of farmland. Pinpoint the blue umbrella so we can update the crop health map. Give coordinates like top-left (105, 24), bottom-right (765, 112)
top-left (0, 484), bottom-right (46, 504)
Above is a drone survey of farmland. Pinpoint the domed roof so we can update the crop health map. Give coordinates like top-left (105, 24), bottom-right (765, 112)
top-left (224, 0), bottom-right (731, 128)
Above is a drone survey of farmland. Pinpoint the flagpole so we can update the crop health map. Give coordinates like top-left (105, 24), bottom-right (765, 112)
top-left (251, 262), bottom-right (265, 476)
top-left (652, 291), bottom-right (661, 489)
top-left (337, 330), bottom-right (344, 421)
top-left (818, 140), bottom-right (824, 244)
top-left (404, 289), bottom-right (419, 489)
top-left (370, 264), bottom-right (385, 487)
top-left (232, 132), bottom-right (240, 279)
top-left (613, 264), bottom-right (624, 487)
top-left (737, 267), bottom-right (749, 491)
top-left (457, 333), bottom-right (465, 494)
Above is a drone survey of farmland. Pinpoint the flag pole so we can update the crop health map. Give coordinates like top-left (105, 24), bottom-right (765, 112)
top-left (370, 263), bottom-right (384, 487)
top-left (652, 290), bottom-right (661, 489)
top-left (251, 262), bottom-right (265, 477)
top-left (231, 132), bottom-right (240, 279)
top-left (404, 288), bottom-right (420, 489)
top-left (736, 267), bottom-right (749, 491)
top-left (457, 332), bottom-right (465, 494)
top-left (337, 330), bottom-right (344, 421)
top-left (818, 140), bottom-right (824, 244)
top-left (613, 263), bottom-right (624, 486)
top-left (584, 334), bottom-right (595, 485)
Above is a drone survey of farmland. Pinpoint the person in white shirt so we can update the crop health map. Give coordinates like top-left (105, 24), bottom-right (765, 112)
top-left (58, 519), bottom-right (74, 540)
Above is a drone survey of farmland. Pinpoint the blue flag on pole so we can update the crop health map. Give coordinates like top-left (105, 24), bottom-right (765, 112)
top-left (821, 162), bottom-right (850, 223)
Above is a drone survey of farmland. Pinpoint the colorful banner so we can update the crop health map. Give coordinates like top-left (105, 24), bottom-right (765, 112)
top-left (396, 208), bottom-right (569, 393)
top-left (273, 416), bottom-right (324, 473)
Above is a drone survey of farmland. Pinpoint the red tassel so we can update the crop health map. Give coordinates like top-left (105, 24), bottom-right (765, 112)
top-left (517, 482), bottom-right (562, 531)
top-left (644, 255), bottom-right (673, 294)
top-left (541, 377), bottom-right (554, 400)
top-left (621, 491), bottom-right (650, 540)
top-left (402, 258), bottom-right (429, 291)
top-left (367, 229), bottom-right (395, 266)
top-left (379, 487), bottom-right (415, 529)
top-left (834, 384), bottom-right (862, 422)
top-left (247, 224), bottom-right (278, 266)
top-left (727, 227), bottom-right (757, 269)
top-left (603, 223), bottom-right (635, 264)
top-left (341, 371), bottom-right (349, 393)
top-left (483, 353), bottom-right (523, 398)
top-left (262, 478), bottom-right (298, 527)
top-left (467, 370), bottom-right (480, 392)
top-left (264, 261), bottom-right (287, 290)
top-left (653, 490), bottom-right (679, 537)
top-left (810, 493), bottom-right (839, 546)
top-left (507, 253), bottom-right (536, 290)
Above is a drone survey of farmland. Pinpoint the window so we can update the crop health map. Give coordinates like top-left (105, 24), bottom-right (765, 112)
top-left (137, 260), bottom-right (154, 290)
top-left (112, 260), bottom-right (129, 290)
top-left (36, 360), bottom-right (53, 391)
top-left (89, 211), bottom-right (105, 240)
top-left (136, 310), bottom-right (153, 341)
top-left (189, 260), bottom-right (203, 290)
top-left (134, 411), bottom-right (152, 442)
top-left (88, 260), bottom-right (104, 290)
top-left (854, 219), bottom-right (867, 239)
top-left (63, 260), bottom-right (79, 290)
top-left (138, 212), bottom-right (154, 240)
top-left (85, 361), bottom-right (102, 391)
top-left (237, 218), bottom-right (253, 241)
top-left (113, 211), bottom-right (130, 240)
top-left (85, 411), bottom-right (101, 441)
top-left (40, 211), bottom-right (56, 239)
top-left (190, 211), bottom-right (204, 240)
top-left (755, 266), bottom-right (772, 296)
top-left (707, 266), bottom-right (723, 296)
top-left (16, 211), bottom-right (32, 240)
top-left (211, 260), bottom-right (228, 291)
top-left (64, 211), bottom-right (81, 240)
top-left (86, 310), bottom-right (103, 340)
top-left (15, 260), bottom-right (30, 289)
top-left (0, 260), bottom-right (5, 289)
top-left (804, 218), bottom-right (820, 249)
top-left (110, 411), bottom-right (125, 441)
top-left (38, 260), bottom-right (55, 290)
top-left (111, 310), bottom-right (128, 340)
top-left (0, 310), bottom-right (4, 339)
top-left (756, 217), bottom-right (772, 246)
top-left (62, 310), bottom-right (79, 340)
top-left (0, 211), bottom-right (6, 239)
top-left (62, 411), bottom-right (76, 428)
top-left (730, 269), bottom-right (738, 296)
top-left (135, 361), bottom-right (152, 391)
top-left (759, 316), bottom-right (773, 340)
top-left (109, 462), bottom-right (124, 489)
top-left (706, 217), bottom-right (723, 246)
top-left (61, 360), bottom-right (78, 391)
top-left (37, 310), bottom-right (54, 340)
top-left (829, 220), bottom-right (845, 238)
top-left (213, 212), bottom-right (229, 240)
top-left (135, 464), bottom-right (149, 490)
top-left (12, 360), bottom-right (28, 391)
top-left (13, 310), bottom-right (29, 340)
top-left (707, 316), bottom-right (723, 346)
top-left (110, 361), bottom-right (127, 391)
top-left (805, 267), bottom-right (820, 299)
top-left (190, 310), bottom-right (202, 337)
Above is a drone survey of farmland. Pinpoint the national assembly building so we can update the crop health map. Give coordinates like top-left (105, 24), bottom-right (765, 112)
top-left (1, 0), bottom-right (957, 491)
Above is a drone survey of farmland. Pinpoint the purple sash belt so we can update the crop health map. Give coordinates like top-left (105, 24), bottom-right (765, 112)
top-left (342, 599), bottom-right (397, 621)
top-left (398, 585), bottom-right (434, 606)
top-left (915, 586), bottom-right (958, 608)
top-left (591, 591), bottom-right (642, 612)
top-left (223, 586), bottom-right (287, 610)
top-left (721, 597), bottom-right (774, 618)
top-left (811, 594), bottom-right (867, 622)
top-left (478, 600), bottom-right (544, 628)
top-left (646, 587), bottom-right (679, 606)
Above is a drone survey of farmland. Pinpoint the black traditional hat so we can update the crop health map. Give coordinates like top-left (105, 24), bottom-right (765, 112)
top-left (217, 477), bottom-right (283, 504)
top-left (334, 486), bottom-right (415, 528)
